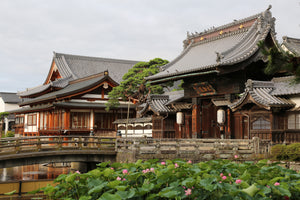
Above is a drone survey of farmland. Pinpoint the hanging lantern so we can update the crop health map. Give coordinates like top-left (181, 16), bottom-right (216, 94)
top-left (176, 112), bottom-right (184, 125)
top-left (217, 109), bottom-right (226, 124)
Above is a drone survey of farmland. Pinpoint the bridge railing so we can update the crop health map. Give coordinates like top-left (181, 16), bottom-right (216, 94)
top-left (0, 136), bottom-right (116, 155)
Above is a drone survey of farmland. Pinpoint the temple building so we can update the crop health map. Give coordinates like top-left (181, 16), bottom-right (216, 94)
top-left (142, 6), bottom-right (300, 143)
top-left (12, 52), bottom-right (139, 137)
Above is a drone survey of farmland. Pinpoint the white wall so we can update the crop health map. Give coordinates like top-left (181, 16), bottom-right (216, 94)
top-left (4, 103), bottom-right (20, 112)
top-left (290, 95), bottom-right (300, 107)
top-left (0, 98), bottom-right (5, 112)
top-left (24, 113), bottom-right (39, 133)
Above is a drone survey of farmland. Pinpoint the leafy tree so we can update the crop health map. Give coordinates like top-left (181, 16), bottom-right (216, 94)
top-left (0, 112), bottom-right (9, 136)
top-left (258, 41), bottom-right (300, 82)
top-left (106, 58), bottom-right (172, 110)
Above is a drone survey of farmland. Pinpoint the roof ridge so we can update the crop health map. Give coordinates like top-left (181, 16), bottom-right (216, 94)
top-left (54, 52), bottom-right (141, 64)
top-left (186, 12), bottom-right (262, 42)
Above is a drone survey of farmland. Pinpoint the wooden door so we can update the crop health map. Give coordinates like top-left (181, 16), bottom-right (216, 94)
top-left (201, 100), bottom-right (219, 138)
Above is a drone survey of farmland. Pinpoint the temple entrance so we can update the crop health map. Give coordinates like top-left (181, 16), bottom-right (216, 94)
top-left (201, 100), bottom-right (220, 138)
top-left (232, 112), bottom-right (249, 139)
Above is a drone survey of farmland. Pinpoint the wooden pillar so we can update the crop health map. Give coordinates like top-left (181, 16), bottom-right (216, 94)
top-left (227, 108), bottom-right (231, 139)
top-left (192, 98), bottom-right (200, 138)
top-left (64, 110), bottom-right (70, 130)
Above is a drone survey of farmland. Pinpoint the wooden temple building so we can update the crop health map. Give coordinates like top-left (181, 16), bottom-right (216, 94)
top-left (142, 6), bottom-right (300, 143)
top-left (12, 52), bottom-right (139, 137)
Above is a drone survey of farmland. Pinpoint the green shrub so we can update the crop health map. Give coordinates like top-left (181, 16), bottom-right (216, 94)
top-left (285, 143), bottom-right (300, 161)
top-left (271, 144), bottom-right (287, 160)
top-left (271, 143), bottom-right (300, 161)
top-left (5, 131), bottom-right (15, 137)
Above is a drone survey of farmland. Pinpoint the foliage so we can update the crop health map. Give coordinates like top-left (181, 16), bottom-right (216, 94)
top-left (5, 131), bottom-right (15, 137)
top-left (271, 143), bottom-right (300, 161)
top-left (105, 58), bottom-right (171, 110)
top-left (0, 112), bottom-right (9, 120)
top-left (41, 159), bottom-right (300, 199)
top-left (258, 41), bottom-right (300, 82)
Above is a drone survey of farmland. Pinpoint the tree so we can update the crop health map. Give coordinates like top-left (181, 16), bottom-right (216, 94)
top-left (106, 58), bottom-right (172, 110)
top-left (0, 112), bottom-right (9, 136)
top-left (258, 41), bottom-right (300, 82)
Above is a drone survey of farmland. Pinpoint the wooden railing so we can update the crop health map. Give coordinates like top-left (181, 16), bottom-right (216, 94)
top-left (0, 136), bottom-right (116, 155)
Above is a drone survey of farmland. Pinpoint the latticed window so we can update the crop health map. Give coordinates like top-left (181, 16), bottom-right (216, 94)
top-left (27, 114), bottom-right (37, 126)
top-left (251, 117), bottom-right (270, 130)
top-left (288, 113), bottom-right (300, 129)
top-left (71, 112), bottom-right (90, 129)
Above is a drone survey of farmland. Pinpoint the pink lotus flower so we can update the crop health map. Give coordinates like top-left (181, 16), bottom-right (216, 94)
top-left (235, 179), bottom-right (242, 184)
top-left (161, 162), bottom-right (166, 165)
top-left (266, 185), bottom-right (270, 188)
top-left (228, 173), bottom-right (231, 177)
top-left (187, 160), bottom-right (192, 164)
top-left (150, 168), bottom-right (155, 172)
top-left (222, 176), bottom-right (227, 180)
top-left (274, 182), bottom-right (280, 186)
top-left (219, 181), bottom-right (222, 183)
top-left (116, 176), bottom-right (121, 181)
top-left (110, 167), bottom-right (114, 170)
top-left (122, 178), bottom-right (126, 181)
top-left (175, 163), bottom-right (179, 168)
top-left (75, 170), bottom-right (80, 174)
top-left (220, 173), bottom-right (223, 177)
top-left (234, 155), bottom-right (238, 159)
top-left (122, 169), bottom-right (128, 174)
top-left (185, 188), bottom-right (192, 196)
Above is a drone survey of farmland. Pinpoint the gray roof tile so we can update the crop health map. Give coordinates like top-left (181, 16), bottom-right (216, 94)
top-left (146, 7), bottom-right (275, 82)
top-left (0, 92), bottom-right (21, 103)
top-left (230, 79), bottom-right (295, 110)
top-left (55, 52), bottom-right (140, 84)
top-left (282, 36), bottom-right (300, 56)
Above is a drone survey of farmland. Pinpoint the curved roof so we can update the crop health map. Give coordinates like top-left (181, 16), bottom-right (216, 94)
top-left (146, 6), bottom-right (276, 82)
top-left (18, 53), bottom-right (140, 97)
top-left (54, 52), bottom-right (139, 84)
top-left (19, 73), bottom-right (114, 106)
top-left (230, 79), bottom-right (295, 111)
top-left (282, 36), bottom-right (300, 56)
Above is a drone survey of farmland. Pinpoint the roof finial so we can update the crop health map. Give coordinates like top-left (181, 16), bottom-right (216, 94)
top-left (267, 5), bottom-right (272, 11)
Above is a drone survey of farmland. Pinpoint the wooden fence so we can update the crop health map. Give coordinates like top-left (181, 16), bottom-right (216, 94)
top-left (0, 136), bottom-right (116, 156)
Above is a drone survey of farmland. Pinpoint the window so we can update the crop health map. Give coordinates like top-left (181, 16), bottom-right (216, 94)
top-left (27, 114), bottom-right (37, 126)
top-left (15, 116), bottom-right (24, 124)
top-left (251, 117), bottom-right (270, 130)
top-left (71, 112), bottom-right (90, 129)
top-left (288, 113), bottom-right (300, 129)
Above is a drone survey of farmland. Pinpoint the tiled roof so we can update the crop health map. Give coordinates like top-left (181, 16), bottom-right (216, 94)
top-left (230, 79), bottom-right (295, 111)
top-left (282, 36), bottom-right (300, 56)
top-left (139, 90), bottom-right (191, 115)
top-left (19, 53), bottom-right (140, 97)
top-left (271, 76), bottom-right (300, 96)
top-left (18, 76), bottom-right (72, 97)
top-left (0, 92), bottom-right (21, 103)
top-left (19, 73), bottom-right (109, 106)
top-left (53, 101), bottom-right (135, 109)
top-left (113, 117), bottom-right (152, 124)
top-left (146, 6), bottom-right (276, 82)
top-left (54, 52), bottom-right (140, 84)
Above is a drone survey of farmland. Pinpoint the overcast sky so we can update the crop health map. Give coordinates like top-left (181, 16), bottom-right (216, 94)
top-left (0, 0), bottom-right (299, 93)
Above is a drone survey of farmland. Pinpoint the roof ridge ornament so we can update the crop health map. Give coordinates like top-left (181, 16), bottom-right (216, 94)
top-left (215, 52), bottom-right (224, 63)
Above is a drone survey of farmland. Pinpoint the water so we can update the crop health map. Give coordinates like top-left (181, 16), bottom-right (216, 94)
top-left (0, 163), bottom-right (72, 182)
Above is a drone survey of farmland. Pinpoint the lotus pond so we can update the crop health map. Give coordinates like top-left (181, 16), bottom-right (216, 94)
top-left (42, 159), bottom-right (300, 199)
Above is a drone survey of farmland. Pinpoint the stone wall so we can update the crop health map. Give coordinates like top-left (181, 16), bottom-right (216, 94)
top-left (116, 137), bottom-right (271, 163)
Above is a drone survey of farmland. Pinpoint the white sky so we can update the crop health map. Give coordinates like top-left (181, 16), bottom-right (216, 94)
top-left (0, 0), bottom-right (299, 92)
